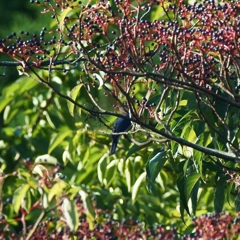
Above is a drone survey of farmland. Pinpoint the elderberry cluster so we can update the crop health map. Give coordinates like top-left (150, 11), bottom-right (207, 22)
top-left (1, 206), bottom-right (239, 239)
top-left (188, 212), bottom-right (240, 239)
top-left (1, 0), bottom-right (239, 90)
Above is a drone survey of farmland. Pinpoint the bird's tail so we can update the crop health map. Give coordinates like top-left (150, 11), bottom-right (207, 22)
top-left (109, 141), bottom-right (117, 155)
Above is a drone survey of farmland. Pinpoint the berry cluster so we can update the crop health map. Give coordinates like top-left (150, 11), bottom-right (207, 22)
top-left (1, 0), bottom-right (239, 87)
top-left (188, 212), bottom-right (240, 239)
top-left (1, 202), bottom-right (239, 239)
top-left (0, 27), bottom-right (60, 67)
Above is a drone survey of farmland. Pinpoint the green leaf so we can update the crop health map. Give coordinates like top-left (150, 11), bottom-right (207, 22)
top-left (150, 1), bottom-right (170, 21)
top-left (18, 168), bottom-right (31, 179)
top-left (132, 172), bottom-right (147, 203)
top-left (114, 203), bottom-right (124, 220)
top-left (18, 76), bottom-right (38, 94)
top-left (105, 159), bottom-right (118, 187)
top-left (126, 144), bottom-right (149, 159)
top-left (193, 151), bottom-right (203, 178)
top-left (62, 198), bottom-right (79, 233)
top-left (48, 181), bottom-right (68, 202)
top-left (59, 7), bottom-right (75, 31)
top-left (146, 149), bottom-right (166, 191)
top-left (177, 174), bottom-right (190, 218)
top-left (42, 192), bottom-right (49, 209)
top-left (235, 194), bottom-right (240, 212)
top-left (188, 128), bottom-right (197, 143)
top-left (44, 111), bottom-right (56, 129)
top-left (26, 175), bottom-right (38, 189)
top-left (2, 76), bottom-right (37, 97)
top-left (32, 164), bottom-right (49, 177)
top-left (179, 199), bottom-right (185, 223)
top-left (172, 110), bottom-right (194, 131)
top-left (13, 184), bottom-right (30, 213)
top-left (179, 162), bottom-right (201, 216)
top-left (181, 126), bottom-right (197, 157)
top-left (196, 132), bottom-right (212, 147)
top-left (138, 200), bottom-right (157, 219)
top-left (214, 172), bottom-right (226, 213)
top-left (125, 159), bottom-right (134, 193)
top-left (203, 161), bottom-right (223, 172)
top-left (97, 153), bottom-right (108, 185)
top-left (0, 76), bottom-right (38, 112)
top-left (190, 179), bottom-right (199, 216)
top-left (48, 130), bottom-right (72, 154)
top-left (0, 97), bottom-right (12, 113)
top-left (67, 84), bottom-right (82, 117)
top-left (3, 106), bottom-right (19, 124)
top-left (147, 94), bottom-right (162, 107)
top-left (24, 191), bottom-right (32, 212)
top-left (185, 172), bottom-right (201, 199)
top-left (79, 189), bottom-right (96, 230)
top-left (226, 181), bottom-right (234, 207)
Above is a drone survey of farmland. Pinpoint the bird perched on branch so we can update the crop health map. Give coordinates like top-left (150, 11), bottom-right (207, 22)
top-left (109, 108), bottom-right (132, 155)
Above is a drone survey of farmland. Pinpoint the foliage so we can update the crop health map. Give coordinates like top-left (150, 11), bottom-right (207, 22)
top-left (0, 0), bottom-right (240, 238)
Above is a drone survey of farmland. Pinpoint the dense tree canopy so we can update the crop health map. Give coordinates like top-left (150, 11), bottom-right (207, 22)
top-left (0, 0), bottom-right (239, 238)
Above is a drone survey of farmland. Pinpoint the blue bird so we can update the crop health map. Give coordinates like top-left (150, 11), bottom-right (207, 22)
top-left (110, 113), bottom-right (131, 155)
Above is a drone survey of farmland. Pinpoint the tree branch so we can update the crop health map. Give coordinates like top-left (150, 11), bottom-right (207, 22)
top-left (26, 66), bottom-right (240, 162)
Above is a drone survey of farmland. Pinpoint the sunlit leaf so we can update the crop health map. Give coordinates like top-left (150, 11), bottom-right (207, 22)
top-left (93, 72), bottom-right (105, 89)
top-left (132, 172), bottom-right (147, 203)
top-left (13, 184), bottom-right (30, 213)
top-left (62, 147), bottom-right (73, 165)
top-left (105, 159), bottom-right (118, 187)
top-left (48, 130), bottom-right (72, 154)
top-left (35, 154), bottom-right (58, 165)
top-left (150, 1), bottom-right (170, 21)
top-left (44, 110), bottom-right (56, 129)
top-left (79, 189), bottom-right (95, 230)
top-left (18, 168), bottom-right (31, 179)
top-left (62, 198), bottom-right (79, 232)
top-left (48, 181), bottom-right (68, 202)
top-left (26, 175), bottom-right (38, 189)
top-left (125, 159), bottom-right (134, 193)
top-left (42, 191), bottom-right (49, 209)
top-left (32, 164), bottom-right (49, 177)
top-left (67, 84), bottom-right (83, 117)
top-left (0, 77), bottom-right (37, 112)
top-left (59, 7), bottom-right (74, 31)
top-left (97, 153), bottom-right (108, 184)
top-left (0, 97), bottom-right (12, 113)
top-left (3, 105), bottom-right (10, 122)
top-left (185, 172), bottom-right (201, 199)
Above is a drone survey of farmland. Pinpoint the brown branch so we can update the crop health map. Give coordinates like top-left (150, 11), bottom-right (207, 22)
top-left (25, 66), bottom-right (240, 162)
top-left (0, 58), bottom-right (86, 67)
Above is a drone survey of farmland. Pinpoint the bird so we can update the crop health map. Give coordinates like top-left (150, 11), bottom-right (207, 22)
top-left (109, 110), bottom-right (132, 155)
